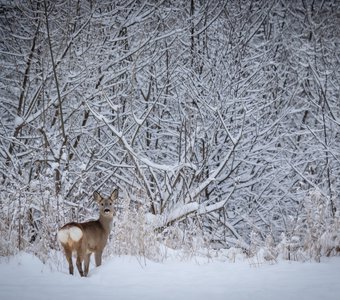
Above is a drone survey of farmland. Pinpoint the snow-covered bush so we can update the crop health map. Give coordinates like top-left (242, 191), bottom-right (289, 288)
top-left (108, 200), bottom-right (164, 261)
top-left (275, 191), bottom-right (339, 262)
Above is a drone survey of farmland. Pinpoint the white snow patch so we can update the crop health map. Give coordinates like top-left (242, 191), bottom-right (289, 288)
top-left (1, 252), bottom-right (340, 300)
top-left (14, 115), bottom-right (24, 127)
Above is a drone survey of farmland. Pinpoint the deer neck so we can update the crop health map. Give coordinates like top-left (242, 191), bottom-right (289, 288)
top-left (99, 214), bottom-right (113, 234)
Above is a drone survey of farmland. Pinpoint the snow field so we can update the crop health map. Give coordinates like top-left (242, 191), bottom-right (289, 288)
top-left (0, 252), bottom-right (339, 300)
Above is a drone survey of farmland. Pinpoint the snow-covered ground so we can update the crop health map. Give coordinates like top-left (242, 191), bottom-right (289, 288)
top-left (0, 252), bottom-right (339, 300)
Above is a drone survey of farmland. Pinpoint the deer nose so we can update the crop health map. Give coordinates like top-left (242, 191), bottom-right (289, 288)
top-left (104, 209), bottom-right (111, 213)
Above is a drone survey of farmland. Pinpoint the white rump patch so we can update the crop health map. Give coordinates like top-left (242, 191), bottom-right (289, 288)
top-left (69, 226), bottom-right (83, 242)
top-left (57, 229), bottom-right (69, 244)
top-left (57, 226), bottom-right (83, 244)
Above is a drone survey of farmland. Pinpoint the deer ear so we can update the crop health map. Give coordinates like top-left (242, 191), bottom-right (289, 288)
top-left (93, 191), bottom-right (102, 203)
top-left (110, 189), bottom-right (119, 201)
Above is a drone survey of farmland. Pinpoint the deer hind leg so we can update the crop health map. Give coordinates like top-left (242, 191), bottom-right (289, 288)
top-left (76, 252), bottom-right (85, 277)
top-left (84, 253), bottom-right (91, 277)
top-left (64, 247), bottom-right (74, 275)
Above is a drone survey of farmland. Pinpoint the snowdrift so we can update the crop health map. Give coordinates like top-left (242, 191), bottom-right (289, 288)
top-left (1, 252), bottom-right (340, 300)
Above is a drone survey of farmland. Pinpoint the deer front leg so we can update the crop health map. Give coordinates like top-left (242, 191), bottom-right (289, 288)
top-left (95, 250), bottom-right (103, 267)
top-left (84, 253), bottom-right (91, 277)
top-left (76, 253), bottom-right (84, 277)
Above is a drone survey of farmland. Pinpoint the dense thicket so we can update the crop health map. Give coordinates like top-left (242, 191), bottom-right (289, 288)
top-left (1, 0), bottom-right (339, 260)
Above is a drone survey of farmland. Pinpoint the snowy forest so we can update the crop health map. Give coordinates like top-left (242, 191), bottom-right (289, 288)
top-left (0, 0), bottom-right (339, 262)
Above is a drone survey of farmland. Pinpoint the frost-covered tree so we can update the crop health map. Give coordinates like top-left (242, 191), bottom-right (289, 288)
top-left (0, 0), bottom-right (339, 259)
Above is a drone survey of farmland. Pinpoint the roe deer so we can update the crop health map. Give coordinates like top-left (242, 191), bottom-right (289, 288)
top-left (57, 189), bottom-right (118, 277)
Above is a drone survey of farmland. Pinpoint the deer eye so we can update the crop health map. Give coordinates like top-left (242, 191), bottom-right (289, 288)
top-left (109, 202), bottom-right (112, 206)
